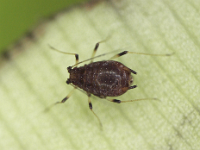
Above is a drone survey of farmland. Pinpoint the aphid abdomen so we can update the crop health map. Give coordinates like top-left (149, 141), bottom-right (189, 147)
top-left (83, 60), bottom-right (133, 98)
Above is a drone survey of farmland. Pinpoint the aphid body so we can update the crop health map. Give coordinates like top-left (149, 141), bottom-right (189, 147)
top-left (67, 60), bottom-right (134, 98)
top-left (49, 40), bottom-right (171, 126)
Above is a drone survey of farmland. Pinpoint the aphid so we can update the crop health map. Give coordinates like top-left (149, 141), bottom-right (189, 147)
top-left (48, 41), bottom-right (172, 126)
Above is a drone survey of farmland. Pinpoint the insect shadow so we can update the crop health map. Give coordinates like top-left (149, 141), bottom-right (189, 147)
top-left (46, 40), bottom-right (173, 127)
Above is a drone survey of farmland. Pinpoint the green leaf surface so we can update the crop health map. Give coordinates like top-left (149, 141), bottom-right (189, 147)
top-left (0, 0), bottom-right (200, 150)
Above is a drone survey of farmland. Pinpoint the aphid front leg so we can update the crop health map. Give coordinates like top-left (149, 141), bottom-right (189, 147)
top-left (59, 88), bottom-right (76, 103)
top-left (49, 45), bottom-right (79, 65)
top-left (44, 88), bottom-right (76, 112)
top-left (88, 94), bottom-right (102, 126)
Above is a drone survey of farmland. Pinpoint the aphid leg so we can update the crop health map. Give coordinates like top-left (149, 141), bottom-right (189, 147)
top-left (106, 97), bottom-right (159, 103)
top-left (130, 69), bottom-right (137, 74)
top-left (90, 40), bottom-right (106, 63)
top-left (48, 45), bottom-right (79, 65)
top-left (88, 94), bottom-right (102, 127)
top-left (44, 88), bottom-right (76, 112)
top-left (123, 67), bottom-right (137, 74)
top-left (90, 33), bottom-right (113, 62)
top-left (91, 42), bottom-right (100, 59)
top-left (110, 51), bottom-right (173, 59)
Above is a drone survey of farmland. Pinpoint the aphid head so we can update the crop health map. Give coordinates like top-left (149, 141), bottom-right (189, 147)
top-left (66, 67), bottom-right (84, 87)
top-left (66, 67), bottom-right (73, 84)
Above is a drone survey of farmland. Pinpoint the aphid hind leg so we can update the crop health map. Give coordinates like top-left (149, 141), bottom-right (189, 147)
top-left (44, 88), bottom-right (76, 112)
top-left (106, 85), bottom-right (158, 103)
top-left (110, 51), bottom-right (173, 59)
top-left (106, 97), bottom-right (159, 103)
top-left (88, 94), bottom-right (102, 127)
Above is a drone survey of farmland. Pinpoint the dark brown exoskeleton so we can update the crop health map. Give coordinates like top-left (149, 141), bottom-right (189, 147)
top-left (67, 60), bottom-right (136, 99)
top-left (49, 41), bottom-right (172, 126)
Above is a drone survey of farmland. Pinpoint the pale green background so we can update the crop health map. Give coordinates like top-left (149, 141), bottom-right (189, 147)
top-left (0, 0), bottom-right (87, 53)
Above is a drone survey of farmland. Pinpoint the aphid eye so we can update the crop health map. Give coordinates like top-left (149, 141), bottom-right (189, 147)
top-left (67, 66), bottom-right (72, 72)
top-left (66, 79), bottom-right (71, 84)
